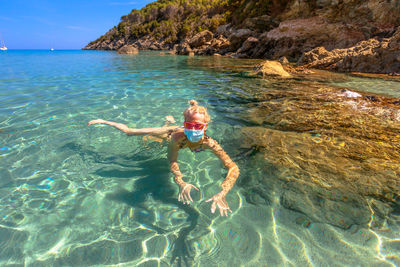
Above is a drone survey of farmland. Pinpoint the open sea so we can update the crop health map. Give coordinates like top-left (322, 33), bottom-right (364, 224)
top-left (1, 50), bottom-right (400, 267)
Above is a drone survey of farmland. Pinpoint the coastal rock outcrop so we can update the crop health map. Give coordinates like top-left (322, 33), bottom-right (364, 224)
top-left (188, 30), bottom-right (213, 48)
top-left (117, 45), bottom-right (139, 54)
top-left (227, 29), bottom-right (255, 51)
top-left (173, 43), bottom-right (192, 55)
top-left (84, 0), bottom-right (400, 73)
top-left (298, 27), bottom-right (400, 73)
top-left (241, 15), bottom-right (279, 32)
top-left (244, 16), bottom-right (368, 60)
top-left (237, 37), bottom-right (259, 54)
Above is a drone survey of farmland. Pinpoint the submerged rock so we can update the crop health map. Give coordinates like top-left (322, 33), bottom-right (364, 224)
top-left (253, 60), bottom-right (291, 78)
top-left (238, 83), bottom-right (400, 228)
top-left (280, 181), bottom-right (371, 229)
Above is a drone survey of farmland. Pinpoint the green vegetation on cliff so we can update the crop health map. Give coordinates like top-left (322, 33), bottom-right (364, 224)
top-left (87, 0), bottom-right (291, 47)
top-left (88, 0), bottom-right (229, 46)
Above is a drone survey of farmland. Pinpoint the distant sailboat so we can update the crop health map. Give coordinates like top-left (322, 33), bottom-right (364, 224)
top-left (0, 34), bottom-right (7, 51)
top-left (50, 48), bottom-right (54, 51)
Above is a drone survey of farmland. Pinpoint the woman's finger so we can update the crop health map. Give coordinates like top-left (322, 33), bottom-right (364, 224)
top-left (186, 193), bottom-right (191, 204)
top-left (184, 189), bottom-right (190, 202)
top-left (211, 201), bottom-right (216, 213)
top-left (217, 203), bottom-right (223, 216)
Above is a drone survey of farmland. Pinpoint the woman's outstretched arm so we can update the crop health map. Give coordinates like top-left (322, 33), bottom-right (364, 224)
top-left (168, 134), bottom-right (199, 204)
top-left (88, 119), bottom-right (179, 136)
top-left (205, 138), bottom-right (240, 216)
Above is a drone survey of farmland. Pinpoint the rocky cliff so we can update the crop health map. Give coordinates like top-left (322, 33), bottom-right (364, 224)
top-left (84, 0), bottom-right (400, 74)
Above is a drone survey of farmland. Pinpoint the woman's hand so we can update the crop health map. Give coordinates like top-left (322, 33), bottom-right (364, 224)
top-left (88, 119), bottom-right (106, 126)
top-left (178, 183), bottom-right (199, 204)
top-left (206, 191), bottom-right (232, 216)
top-left (165, 116), bottom-right (176, 124)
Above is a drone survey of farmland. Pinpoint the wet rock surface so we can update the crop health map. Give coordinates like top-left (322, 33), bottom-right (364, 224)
top-left (253, 60), bottom-right (291, 78)
top-left (237, 80), bottom-right (400, 229)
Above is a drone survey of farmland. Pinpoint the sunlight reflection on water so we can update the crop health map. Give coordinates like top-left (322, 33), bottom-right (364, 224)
top-left (0, 50), bottom-right (399, 266)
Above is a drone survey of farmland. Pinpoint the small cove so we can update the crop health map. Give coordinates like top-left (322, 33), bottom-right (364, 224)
top-left (1, 50), bottom-right (399, 266)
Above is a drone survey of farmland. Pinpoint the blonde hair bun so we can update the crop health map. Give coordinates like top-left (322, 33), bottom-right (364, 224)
top-left (183, 100), bottom-right (210, 122)
top-left (189, 100), bottom-right (198, 106)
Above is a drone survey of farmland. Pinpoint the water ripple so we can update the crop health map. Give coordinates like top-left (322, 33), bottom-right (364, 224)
top-left (1, 50), bottom-right (399, 266)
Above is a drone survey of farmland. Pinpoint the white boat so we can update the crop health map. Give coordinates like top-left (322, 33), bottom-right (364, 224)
top-left (50, 48), bottom-right (54, 51)
top-left (0, 34), bottom-right (7, 50)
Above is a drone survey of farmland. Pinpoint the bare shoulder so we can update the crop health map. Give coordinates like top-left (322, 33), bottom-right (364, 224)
top-left (171, 130), bottom-right (186, 144)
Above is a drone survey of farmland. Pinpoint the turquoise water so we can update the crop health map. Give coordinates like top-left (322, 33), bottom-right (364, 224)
top-left (1, 50), bottom-right (399, 266)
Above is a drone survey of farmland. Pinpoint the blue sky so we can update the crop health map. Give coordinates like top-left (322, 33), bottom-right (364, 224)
top-left (0, 0), bottom-right (154, 49)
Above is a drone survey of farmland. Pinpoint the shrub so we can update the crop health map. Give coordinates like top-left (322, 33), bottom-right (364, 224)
top-left (87, 0), bottom-right (235, 46)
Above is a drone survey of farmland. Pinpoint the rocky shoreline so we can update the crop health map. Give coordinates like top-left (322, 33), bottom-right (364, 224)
top-left (84, 0), bottom-right (400, 74)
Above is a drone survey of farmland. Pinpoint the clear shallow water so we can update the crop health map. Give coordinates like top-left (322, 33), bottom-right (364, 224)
top-left (333, 76), bottom-right (400, 98)
top-left (0, 50), bottom-right (399, 267)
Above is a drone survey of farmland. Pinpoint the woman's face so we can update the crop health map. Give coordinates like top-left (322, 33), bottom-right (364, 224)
top-left (185, 112), bottom-right (208, 131)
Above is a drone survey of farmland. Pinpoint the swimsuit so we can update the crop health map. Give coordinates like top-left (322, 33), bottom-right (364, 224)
top-left (188, 135), bottom-right (209, 153)
top-left (177, 133), bottom-right (209, 153)
top-left (190, 147), bottom-right (205, 153)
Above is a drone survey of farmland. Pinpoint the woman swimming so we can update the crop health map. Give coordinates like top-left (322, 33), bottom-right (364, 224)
top-left (88, 100), bottom-right (239, 216)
